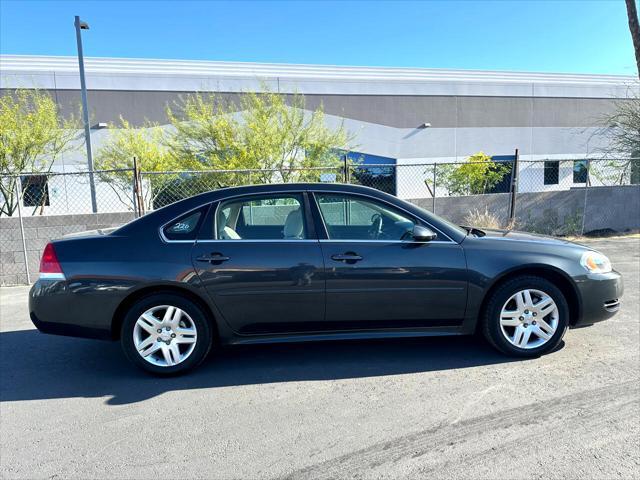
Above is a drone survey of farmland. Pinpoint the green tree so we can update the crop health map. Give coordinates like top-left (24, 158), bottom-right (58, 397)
top-left (166, 89), bottom-right (352, 185)
top-left (95, 118), bottom-right (200, 211)
top-left (434, 152), bottom-right (511, 196)
top-left (0, 89), bottom-right (78, 216)
top-left (625, 0), bottom-right (640, 78)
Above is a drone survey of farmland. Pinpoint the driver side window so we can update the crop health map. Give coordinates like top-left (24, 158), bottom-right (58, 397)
top-left (315, 193), bottom-right (415, 240)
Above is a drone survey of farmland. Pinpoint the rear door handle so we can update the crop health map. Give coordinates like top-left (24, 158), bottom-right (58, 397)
top-left (196, 253), bottom-right (230, 263)
top-left (331, 253), bottom-right (363, 262)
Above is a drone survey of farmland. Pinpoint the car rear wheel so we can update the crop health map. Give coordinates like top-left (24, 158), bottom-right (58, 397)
top-left (481, 276), bottom-right (569, 357)
top-left (121, 293), bottom-right (213, 375)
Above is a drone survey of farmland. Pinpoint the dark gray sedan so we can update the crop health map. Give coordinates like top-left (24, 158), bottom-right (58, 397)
top-left (29, 183), bottom-right (623, 375)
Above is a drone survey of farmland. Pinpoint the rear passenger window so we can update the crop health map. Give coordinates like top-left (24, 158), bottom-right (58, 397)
top-left (216, 194), bottom-right (307, 240)
top-left (163, 208), bottom-right (206, 241)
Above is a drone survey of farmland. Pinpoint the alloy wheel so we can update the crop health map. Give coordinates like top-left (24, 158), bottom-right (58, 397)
top-left (499, 289), bottom-right (559, 350)
top-left (133, 305), bottom-right (198, 367)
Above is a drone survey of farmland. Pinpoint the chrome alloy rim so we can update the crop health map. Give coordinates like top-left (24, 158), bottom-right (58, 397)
top-left (133, 305), bottom-right (198, 367)
top-left (499, 289), bottom-right (559, 350)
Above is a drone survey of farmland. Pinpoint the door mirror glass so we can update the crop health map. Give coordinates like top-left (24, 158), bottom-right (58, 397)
top-left (412, 225), bottom-right (437, 242)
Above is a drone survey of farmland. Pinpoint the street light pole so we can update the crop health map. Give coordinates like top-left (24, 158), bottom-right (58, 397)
top-left (74, 15), bottom-right (98, 213)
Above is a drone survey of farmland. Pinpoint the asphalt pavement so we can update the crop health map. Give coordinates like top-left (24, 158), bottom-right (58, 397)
top-left (1, 237), bottom-right (639, 479)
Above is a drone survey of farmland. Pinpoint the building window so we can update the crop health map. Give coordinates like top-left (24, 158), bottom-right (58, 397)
top-left (487, 155), bottom-right (515, 193)
top-left (573, 160), bottom-right (588, 184)
top-left (21, 175), bottom-right (49, 207)
top-left (544, 161), bottom-right (559, 185)
top-left (346, 152), bottom-right (397, 195)
top-left (632, 157), bottom-right (640, 185)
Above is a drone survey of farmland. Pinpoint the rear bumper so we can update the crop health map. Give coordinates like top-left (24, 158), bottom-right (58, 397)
top-left (29, 280), bottom-right (115, 340)
top-left (30, 311), bottom-right (111, 339)
top-left (573, 270), bottom-right (623, 327)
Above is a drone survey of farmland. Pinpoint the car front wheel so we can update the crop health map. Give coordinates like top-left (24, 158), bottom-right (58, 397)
top-left (121, 293), bottom-right (213, 375)
top-left (481, 276), bottom-right (569, 357)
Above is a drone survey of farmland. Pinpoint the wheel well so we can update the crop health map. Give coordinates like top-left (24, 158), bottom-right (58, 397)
top-left (477, 267), bottom-right (581, 330)
top-left (111, 285), bottom-right (219, 341)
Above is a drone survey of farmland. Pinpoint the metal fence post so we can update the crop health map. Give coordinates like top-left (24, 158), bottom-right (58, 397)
top-left (343, 155), bottom-right (347, 183)
top-left (131, 161), bottom-right (138, 218)
top-left (132, 157), bottom-right (145, 216)
top-left (580, 159), bottom-right (591, 236)
top-left (432, 163), bottom-right (437, 213)
top-left (15, 177), bottom-right (31, 284)
top-left (508, 149), bottom-right (520, 226)
top-left (343, 155), bottom-right (349, 183)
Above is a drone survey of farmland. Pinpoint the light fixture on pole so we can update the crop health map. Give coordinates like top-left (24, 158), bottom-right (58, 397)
top-left (74, 15), bottom-right (98, 213)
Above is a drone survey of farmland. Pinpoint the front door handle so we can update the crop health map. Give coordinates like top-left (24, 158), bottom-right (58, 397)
top-left (196, 253), bottom-right (230, 263)
top-left (331, 253), bottom-right (363, 262)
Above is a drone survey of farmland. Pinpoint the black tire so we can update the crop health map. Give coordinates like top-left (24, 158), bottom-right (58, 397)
top-left (481, 275), bottom-right (569, 357)
top-left (121, 293), bottom-right (213, 375)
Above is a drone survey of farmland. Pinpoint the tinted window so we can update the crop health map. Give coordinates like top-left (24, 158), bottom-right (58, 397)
top-left (216, 194), bottom-right (307, 240)
top-left (632, 157), bottom-right (640, 185)
top-left (163, 208), bottom-right (205, 241)
top-left (316, 193), bottom-right (415, 240)
top-left (21, 175), bottom-right (50, 207)
top-left (573, 160), bottom-right (588, 183)
top-left (544, 161), bottom-right (559, 185)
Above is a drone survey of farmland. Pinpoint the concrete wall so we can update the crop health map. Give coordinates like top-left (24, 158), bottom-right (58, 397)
top-left (582, 185), bottom-right (640, 233)
top-left (411, 184), bottom-right (640, 235)
top-left (0, 212), bottom-right (134, 285)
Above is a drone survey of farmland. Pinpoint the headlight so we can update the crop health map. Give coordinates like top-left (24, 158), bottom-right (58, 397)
top-left (580, 251), bottom-right (612, 274)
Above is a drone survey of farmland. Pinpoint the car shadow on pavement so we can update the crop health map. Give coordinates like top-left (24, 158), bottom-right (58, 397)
top-left (0, 328), bottom-right (537, 406)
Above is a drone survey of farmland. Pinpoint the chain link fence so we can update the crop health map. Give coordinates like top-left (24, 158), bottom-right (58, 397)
top-left (2, 159), bottom-right (638, 226)
top-left (137, 165), bottom-right (346, 215)
top-left (1, 169), bottom-right (137, 218)
top-left (356, 158), bottom-right (639, 236)
top-left (1, 158), bottom-right (638, 284)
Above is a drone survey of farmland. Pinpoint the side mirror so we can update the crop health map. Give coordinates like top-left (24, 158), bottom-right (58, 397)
top-left (412, 225), bottom-right (437, 242)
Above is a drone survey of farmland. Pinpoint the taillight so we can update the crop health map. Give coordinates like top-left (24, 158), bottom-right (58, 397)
top-left (39, 243), bottom-right (65, 280)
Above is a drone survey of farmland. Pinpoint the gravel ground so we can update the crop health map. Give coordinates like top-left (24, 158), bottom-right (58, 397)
top-left (1, 237), bottom-right (639, 479)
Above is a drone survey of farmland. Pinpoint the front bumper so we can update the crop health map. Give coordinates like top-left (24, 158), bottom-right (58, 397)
top-left (573, 270), bottom-right (623, 327)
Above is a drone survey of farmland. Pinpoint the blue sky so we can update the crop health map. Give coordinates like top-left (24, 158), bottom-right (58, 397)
top-left (0, 0), bottom-right (634, 75)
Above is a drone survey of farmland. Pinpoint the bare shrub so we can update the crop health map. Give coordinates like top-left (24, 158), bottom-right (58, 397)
top-left (464, 207), bottom-right (503, 230)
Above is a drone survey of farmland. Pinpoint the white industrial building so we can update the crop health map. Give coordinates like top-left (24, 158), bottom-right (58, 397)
top-left (1, 55), bottom-right (636, 214)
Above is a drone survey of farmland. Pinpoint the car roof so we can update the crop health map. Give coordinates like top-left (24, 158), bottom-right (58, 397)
top-left (209, 182), bottom-right (383, 197)
top-left (170, 182), bottom-right (392, 208)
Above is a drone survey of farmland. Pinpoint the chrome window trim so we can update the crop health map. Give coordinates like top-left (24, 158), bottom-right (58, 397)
top-left (310, 190), bottom-right (455, 244)
top-left (158, 187), bottom-right (456, 244)
top-left (317, 239), bottom-right (455, 245)
top-left (158, 189), bottom-right (307, 244)
top-left (196, 239), bottom-right (320, 244)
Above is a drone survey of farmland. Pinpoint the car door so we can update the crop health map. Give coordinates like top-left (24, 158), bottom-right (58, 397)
top-left (312, 191), bottom-right (467, 329)
top-left (191, 192), bottom-right (326, 335)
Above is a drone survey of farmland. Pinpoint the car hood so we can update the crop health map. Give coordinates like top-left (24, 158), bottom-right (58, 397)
top-left (472, 228), bottom-right (584, 247)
